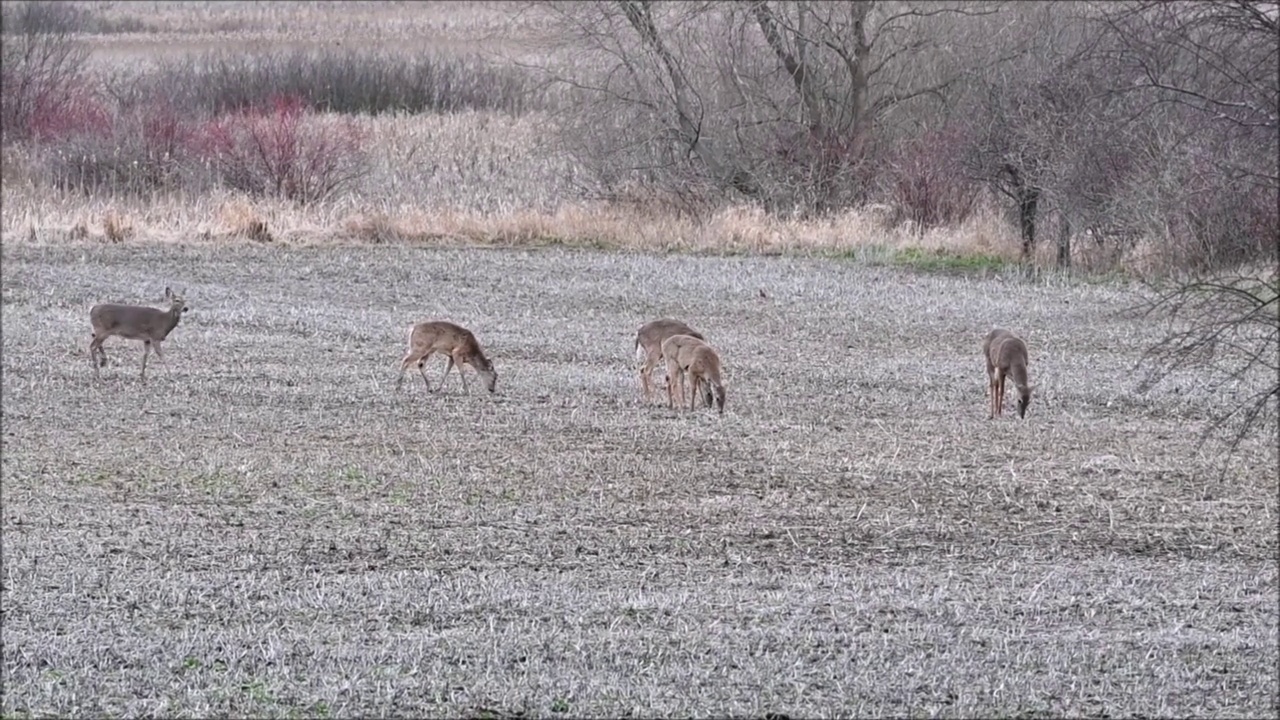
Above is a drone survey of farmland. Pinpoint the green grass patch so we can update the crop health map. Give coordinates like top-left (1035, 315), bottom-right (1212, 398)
top-left (890, 246), bottom-right (1010, 274)
top-left (822, 244), bottom-right (1011, 274)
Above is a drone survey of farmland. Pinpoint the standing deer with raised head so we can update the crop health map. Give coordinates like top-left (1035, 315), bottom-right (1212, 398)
top-left (984, 328), bottom-right (1033, 419)
top-left (88, 286), bottom-right (188, 381)
top-left (397, 320), bottom-right (497, 394)
top-left (634, 318), bottom-right (705, 402)
top-left (662, 334), bottom-right (726, 414)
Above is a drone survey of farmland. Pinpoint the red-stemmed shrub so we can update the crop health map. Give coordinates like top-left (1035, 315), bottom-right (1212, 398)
top-left (191, 95), bottom-right (369, 205)
top-left (44, 100), bottom-right (198, 196)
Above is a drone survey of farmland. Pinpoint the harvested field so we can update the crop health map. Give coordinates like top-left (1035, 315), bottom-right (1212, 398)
top-left (2, 242), bottom-right (1277, 718)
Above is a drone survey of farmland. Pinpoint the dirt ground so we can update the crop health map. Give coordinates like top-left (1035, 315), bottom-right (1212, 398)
top-left (2, 242), bottom-right (1276, 718)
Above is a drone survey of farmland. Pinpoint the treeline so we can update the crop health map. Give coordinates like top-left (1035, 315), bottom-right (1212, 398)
top-left (535, 1), bottom-right (1277, 271)
top-left (2, 0), bottom-right (1275, 272)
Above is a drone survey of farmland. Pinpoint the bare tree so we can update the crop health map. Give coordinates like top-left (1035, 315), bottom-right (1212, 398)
top-left (958, 3), bottom-right (1136, 266)
top-left (1111, 1), bottom-right (1280, 461)
top-left (528, 0), bottom-right (1002, 215)
top-left (1137, 272), bottom-right (1279, 462)
top-left (1097, 0), bottom-right (1278, 267)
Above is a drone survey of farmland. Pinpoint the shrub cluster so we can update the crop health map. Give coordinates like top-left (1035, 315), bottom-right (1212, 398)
top-left (5, 31), bottom-right (533, 204)
top-left (41, 91), bottom-right (368, 205)
top-left (193, 95), bottom-right (368, 204)
top-left (882, 125), bottom-right (979, 231)
top-left (117, 49), bottom-right (537, 117)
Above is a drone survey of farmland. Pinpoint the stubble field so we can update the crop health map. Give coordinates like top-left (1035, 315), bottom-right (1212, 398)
top-left (1, 242), bottom-right (1276, 718)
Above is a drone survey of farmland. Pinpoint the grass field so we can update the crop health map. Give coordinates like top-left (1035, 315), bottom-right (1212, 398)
top-left (2, 242), bottom-right (1276, 718)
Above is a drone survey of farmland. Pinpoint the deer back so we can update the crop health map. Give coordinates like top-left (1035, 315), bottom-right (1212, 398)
top-left (91, 303), bottom-right (182, 341)
top-left (638, 319), bottom-right (704, 353)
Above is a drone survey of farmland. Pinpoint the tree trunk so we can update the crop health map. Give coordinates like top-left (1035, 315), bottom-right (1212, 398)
top-left (1056, 212), bottom-right (1071, 269)
top-left (1003, 164), bottom-right (1040, 262)
top-left (1020, 188), bottom-right (1039, 262)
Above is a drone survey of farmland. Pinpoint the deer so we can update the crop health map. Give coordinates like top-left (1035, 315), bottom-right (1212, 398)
top-left (658, 333), bottom-right (708, 409)
top-left (661, 334), bottom-right (726, 414)
top-left (88, 286), bottom-right (188, 382)
top-left (634, 318), bottom-right (705, 403)
top-left (983, 328), bottom-right (1034, 419)
top-left (396, 320), bottom-right (497, 394)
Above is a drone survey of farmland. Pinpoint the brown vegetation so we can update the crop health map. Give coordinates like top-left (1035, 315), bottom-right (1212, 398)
top-left (0, 0), bottom-right (1273, 276)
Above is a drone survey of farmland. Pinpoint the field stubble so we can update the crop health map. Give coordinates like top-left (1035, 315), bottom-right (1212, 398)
top-left (1, 243), bottom-right (1276, 718)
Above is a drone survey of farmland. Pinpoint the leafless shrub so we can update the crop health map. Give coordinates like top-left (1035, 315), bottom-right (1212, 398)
top-left (0, 6), bottom-right (92, 145)
top-left (881, 122), bottom-right (979, 231)
top-left (192, 96), bottom-right (370, 205)
top-left (44, 102), bottom-right (202, 197)
top-left (115, 49), bottom-right (538, 117)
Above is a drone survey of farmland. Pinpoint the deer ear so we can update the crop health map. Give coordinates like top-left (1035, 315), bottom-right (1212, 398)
top-left (164, 286), bottom-right (173, 298)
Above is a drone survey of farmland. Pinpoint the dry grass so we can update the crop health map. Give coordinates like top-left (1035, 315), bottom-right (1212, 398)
top-left (2, 4), bottom-right (1209, 273)
top-left (2, 242), bottom-right (1276, 718)
top-left (72, 1), bottom-right (559, 66)
top-left (1, 110), bottom-right (1029, 262)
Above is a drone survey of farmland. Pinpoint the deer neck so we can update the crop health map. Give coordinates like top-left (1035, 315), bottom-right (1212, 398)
top-left (160, 305), bottom-right (184, 338)
top-left (1009, 362), bottom-right (1029, 391)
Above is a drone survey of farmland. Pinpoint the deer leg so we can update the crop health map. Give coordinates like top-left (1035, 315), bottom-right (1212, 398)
top-left (995, 372), bottom-right (1006, 417)
top-left (416, 351), bottom-right (435, 392)
top-left (438, 356), bottom-right (456, 393)
top-left (670, 356), bottom-right (680, 404)
top-left (153, 341), bottom-right (172, 377)
top-left (90, 337), bottom-right (104, 377)
top-left (640, 361), bottom-right (652, 402)
top-left (454, 353), bottom-right (471, 395)
top-left (140, 341), bottom-right (151, 382)
top-left (688, 375), bottom-right (698, 411)
top-left (988, 377), bottom-right (996, 419)
top-left (990, 372), bottom-right (998, 418)
top-left (396, 354), bottom-right (416, 390)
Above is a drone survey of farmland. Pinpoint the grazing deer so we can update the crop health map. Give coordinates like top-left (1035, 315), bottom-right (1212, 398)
top-left (658, 333), bottom-right (708, 408)
top-left (634, 318), bottom-right (705, 402)
top-left (397, 320), bottom-right (497, 394)
top-left (984, 328), bottom-right (1034, 419)
top-left (88, 286), bottom-right (188, 382)
top-left (661, 334), bottom-right (725, 413)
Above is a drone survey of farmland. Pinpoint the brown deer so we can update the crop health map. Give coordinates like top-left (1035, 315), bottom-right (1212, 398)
top-left (661, 334), bottom-right (726, 414)
top-left (397, 320), bottom-right (497, 394)
top-left (983, 328), bottom-right (1034, 419)
top-left (88, 286), bottom-right (188, 381)
top-left (634, 318), bottom-right (705, 402)
top-left (658, 333), bottom-right (708, 408)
